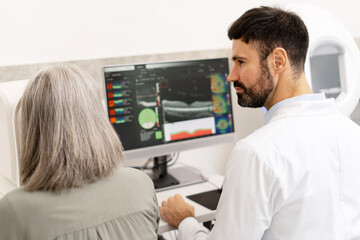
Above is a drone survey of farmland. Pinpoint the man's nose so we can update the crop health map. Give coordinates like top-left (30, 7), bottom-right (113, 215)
top-left (227, 66), bottom-right (238, 82)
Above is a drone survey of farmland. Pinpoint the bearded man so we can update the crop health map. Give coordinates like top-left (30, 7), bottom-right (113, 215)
top-left (160, 6), bottom-right (360, 240)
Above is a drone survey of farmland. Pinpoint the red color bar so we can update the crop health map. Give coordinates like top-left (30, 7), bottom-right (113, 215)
top-left (170, 129), bottom-right (212, 141)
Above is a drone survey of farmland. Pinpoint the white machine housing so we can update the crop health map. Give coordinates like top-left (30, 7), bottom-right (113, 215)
top-left (0, 80), bottom-right (28, 196)
top-left (290, 3), bottom-right (360, 116)
top-left (1, 4), bottom-right (360, 196)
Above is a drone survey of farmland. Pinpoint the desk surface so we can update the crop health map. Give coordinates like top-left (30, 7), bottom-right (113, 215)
top-left (156, 173), bottom-right (223, 234)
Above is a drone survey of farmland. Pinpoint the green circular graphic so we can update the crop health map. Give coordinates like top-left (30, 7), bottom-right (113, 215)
top-left (212, 95), bottom-right (228, 115)
top-left (211, 75), bottom-right (226, 94)
top-left (138, 108), bottom-right (157, 129)
top-left (217, 119), bottom-right (229, 130)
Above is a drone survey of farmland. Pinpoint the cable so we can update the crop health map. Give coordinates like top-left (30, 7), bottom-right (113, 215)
top-left (132, 152), bottom-right (180, 170)
top-left (167, 152), bottom-right (179, 167)
top-left (140, 158), bottom-right (153, 170)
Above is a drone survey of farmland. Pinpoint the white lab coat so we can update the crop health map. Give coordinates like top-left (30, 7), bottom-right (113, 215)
top-left (178, 94), bottom-right (360, 240)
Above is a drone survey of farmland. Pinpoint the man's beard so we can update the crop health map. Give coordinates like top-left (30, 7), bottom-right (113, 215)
top-left (234, 61), bottom-right (274, 108)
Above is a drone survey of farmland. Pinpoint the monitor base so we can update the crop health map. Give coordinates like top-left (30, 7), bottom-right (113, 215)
top-left (146, 155), bottom-right (207, 192)
top-left (153, 173), bottom-right (179, 189)
top-left (154, 166), bottom-right (207, 192)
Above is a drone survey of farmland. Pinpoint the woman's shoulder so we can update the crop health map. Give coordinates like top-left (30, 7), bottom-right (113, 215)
top-left (115, 166), bottom-right (153, 184)
top-left (0, 187), bottom-right (34, 222)
top-left (0, 187), bottom-right (28, 206)
top-left (103, 167), bottom-right (158, 213)
top-left (106, 167), bottom-right (155, 195)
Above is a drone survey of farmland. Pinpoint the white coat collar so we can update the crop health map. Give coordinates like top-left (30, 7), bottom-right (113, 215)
top-left (264, 93), bottom-right (327, 124)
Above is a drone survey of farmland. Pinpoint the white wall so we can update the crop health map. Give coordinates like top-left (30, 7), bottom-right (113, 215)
top-left (0, 0), bottom-right (359, 67)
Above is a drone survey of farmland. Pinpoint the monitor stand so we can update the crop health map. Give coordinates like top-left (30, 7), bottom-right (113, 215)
top-left (152, 155), bottom-right (179, 189)
top-left (150, 154), bottom-right (207, 192)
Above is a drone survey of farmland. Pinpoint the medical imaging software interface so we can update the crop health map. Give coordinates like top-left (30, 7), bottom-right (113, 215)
top-left (104, 58), bottom-right (234, 151)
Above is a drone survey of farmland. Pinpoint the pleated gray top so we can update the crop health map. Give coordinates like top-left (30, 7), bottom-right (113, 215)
top-left (0, 167), bottom-right (160, 240)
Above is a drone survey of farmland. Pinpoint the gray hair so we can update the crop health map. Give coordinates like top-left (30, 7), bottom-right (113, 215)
top-left (16, 64), bottom-right (123, 193)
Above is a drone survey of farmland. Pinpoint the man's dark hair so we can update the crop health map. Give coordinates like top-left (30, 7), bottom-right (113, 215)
top-left (228, 6), bottom-right (309, 78)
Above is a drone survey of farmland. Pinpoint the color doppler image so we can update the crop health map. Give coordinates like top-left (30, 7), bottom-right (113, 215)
top-left (211, 74), bottom-right (227, 94)
top-left (212, 95), bottom-right (229, 115)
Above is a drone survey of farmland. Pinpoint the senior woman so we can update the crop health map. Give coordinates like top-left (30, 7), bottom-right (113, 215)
top-left (0, 64), bottom-right (160, 239)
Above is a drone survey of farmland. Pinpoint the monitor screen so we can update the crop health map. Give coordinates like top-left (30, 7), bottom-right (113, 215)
top-left (103, 58), bottom-right (235, 160)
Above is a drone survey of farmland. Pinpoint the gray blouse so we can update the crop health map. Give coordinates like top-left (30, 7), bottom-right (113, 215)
top-left (0, 167), bottom-right (160, 240)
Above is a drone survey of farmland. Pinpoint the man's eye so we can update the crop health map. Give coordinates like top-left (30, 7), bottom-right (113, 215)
top-left (238, 60), bottom-right (244, 65)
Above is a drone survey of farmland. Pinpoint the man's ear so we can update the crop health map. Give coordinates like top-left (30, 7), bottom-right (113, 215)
top-left (271, 47), bottom-right (287, 72)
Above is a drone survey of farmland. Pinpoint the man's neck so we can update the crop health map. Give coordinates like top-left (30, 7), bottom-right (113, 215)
top-left (264, 72), bottom-right (313, 110)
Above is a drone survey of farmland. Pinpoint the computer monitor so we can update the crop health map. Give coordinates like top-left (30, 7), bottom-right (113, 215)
top-left (103, 58), bottom-right (235, 189)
